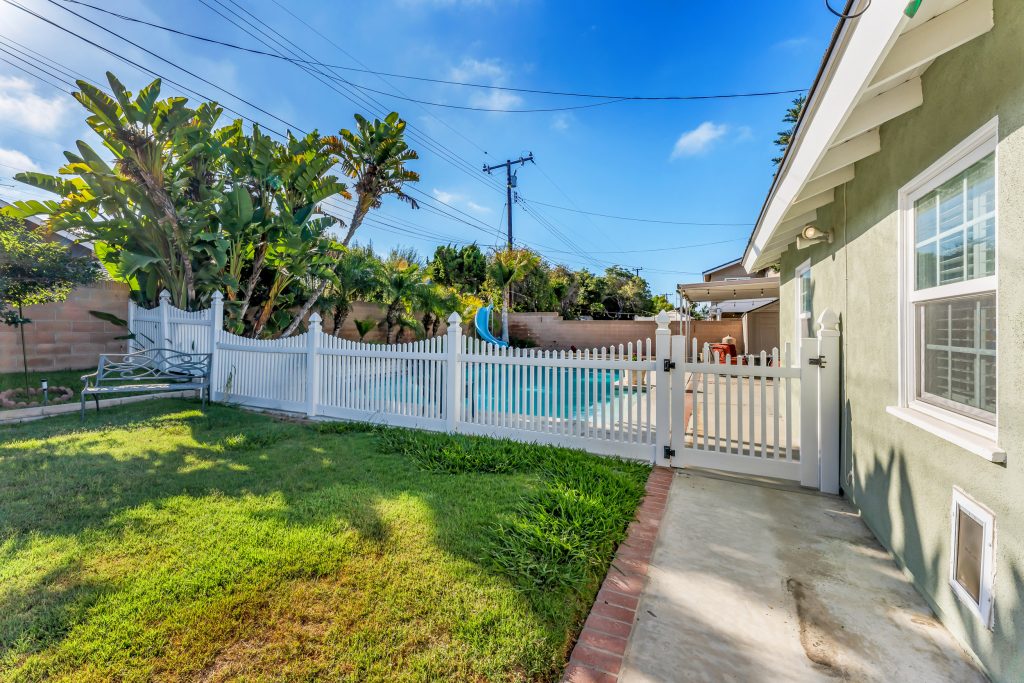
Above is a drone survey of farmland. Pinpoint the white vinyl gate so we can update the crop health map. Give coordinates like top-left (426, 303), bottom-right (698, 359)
top-left (127, 292), bottom-right (840, 493)
top-left (662, 309), bottom-right (840, 493)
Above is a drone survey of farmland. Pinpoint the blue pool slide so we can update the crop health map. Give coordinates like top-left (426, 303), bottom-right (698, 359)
top-left (474, 306), bottom-right (509, 347)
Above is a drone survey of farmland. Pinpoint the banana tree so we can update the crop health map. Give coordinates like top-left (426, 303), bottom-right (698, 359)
top-left (5, 73), bottom-right (226, 310)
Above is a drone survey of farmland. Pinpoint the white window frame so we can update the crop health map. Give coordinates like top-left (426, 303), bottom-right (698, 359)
top-left (949, 488), bottom-right (996, 628)
top-left (896, 118), bottom-right (998, 443)
top-left (794, 258), bottom-right (812, 343)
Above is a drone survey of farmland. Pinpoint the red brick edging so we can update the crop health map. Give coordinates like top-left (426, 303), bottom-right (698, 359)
top-left (562, 466), bottom-right (673, 682)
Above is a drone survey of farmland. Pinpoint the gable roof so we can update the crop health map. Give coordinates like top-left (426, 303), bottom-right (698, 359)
top-left (742, 0), bottom-right (994, 272)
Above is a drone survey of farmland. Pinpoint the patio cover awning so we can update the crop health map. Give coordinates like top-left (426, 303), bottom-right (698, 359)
top-left (677, 277), bottom-right (779, 303)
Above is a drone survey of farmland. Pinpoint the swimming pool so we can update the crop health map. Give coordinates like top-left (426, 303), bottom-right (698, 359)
top-left (464, 365), bottom-right (630, 419)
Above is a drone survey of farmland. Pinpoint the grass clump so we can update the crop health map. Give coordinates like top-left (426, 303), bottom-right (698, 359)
top-left (380, 428), bottom-right (649, 594)
top-left (0, 401), bottom-right (651, 682)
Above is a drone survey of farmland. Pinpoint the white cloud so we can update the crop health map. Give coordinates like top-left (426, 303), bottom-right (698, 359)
top-left (466, 200), bottom-right (491, 215)
top-left (551, 113), bottom-right (572, 132)
top-left (0, 76), bottom-right (73, 135)
top-left (432, 188), bottom-right (462, 204)
top-left (0, 147), bottom-right (39, 173)
top-left (449, 58), bottom-right (523, 111)
top-left (670, 122), bottom-right (729, 159)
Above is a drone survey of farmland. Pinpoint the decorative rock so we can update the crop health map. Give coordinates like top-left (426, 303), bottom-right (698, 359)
top-left (0, 386), bottom-right (75, 408)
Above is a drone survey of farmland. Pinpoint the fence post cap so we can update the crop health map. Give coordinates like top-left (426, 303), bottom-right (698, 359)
top-left (447, 311), bottom-right (462, 325)
top-left (159, 290), bottom-right (171, 303)
top-left (309, 312), bottom-right (322, 323)
top-left (816, 308), bottom-right (840, 337)
top-left (655, 310), bottom-right (671, 329)
top-left (210, 291), bottom-right (224, 302)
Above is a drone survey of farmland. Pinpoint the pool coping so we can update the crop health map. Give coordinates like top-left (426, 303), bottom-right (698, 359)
top-left (562, 466), bottom-right (673, 682)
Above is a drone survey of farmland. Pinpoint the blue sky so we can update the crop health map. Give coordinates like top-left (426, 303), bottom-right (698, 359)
top-left (0, 0), bottom-right (838, 296)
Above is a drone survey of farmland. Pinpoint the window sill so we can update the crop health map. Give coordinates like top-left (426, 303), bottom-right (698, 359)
top-left (886, 406), bottom-right (1006, 463)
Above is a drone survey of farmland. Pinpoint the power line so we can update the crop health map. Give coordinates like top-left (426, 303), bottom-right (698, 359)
top-left (519, 197), bottom-right (755, 226)
top-left (192, 0), bottom-right (505, 197)
top-left (53, 0), bottom-right (807, 108)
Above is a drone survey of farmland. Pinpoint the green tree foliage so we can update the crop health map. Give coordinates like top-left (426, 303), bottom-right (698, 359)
top-left (378, 248), bottom-right (427, 343)
top-left (650, 293), bottom-right (676, 314)
top-left (321, 244), bottom-right (380, 336)
top-left (487, 248), bottom-right (541, 341)
top-left (772, 94), bottom-right (807, 167)
top-left (1, 73), bottom-right (349, 339)
top-left (429, 243), bottom-right (486, 295)
top-left (0, 215), bottom-right (99, 393)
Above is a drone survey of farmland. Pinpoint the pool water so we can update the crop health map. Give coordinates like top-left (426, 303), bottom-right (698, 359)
top-left (465, 366), bottom-right (628, 419)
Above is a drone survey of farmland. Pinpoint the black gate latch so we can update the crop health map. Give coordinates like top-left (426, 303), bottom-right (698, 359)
top-left (664, 445), bottom-right (675, 459)
top-left (663, 359), bottom-right (676, 372)
top-left (809, 355), bottom-right (827, 368)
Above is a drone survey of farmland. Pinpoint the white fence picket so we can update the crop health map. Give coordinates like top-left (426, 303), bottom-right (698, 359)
top-left (126, 296), bottom-right (835, 487)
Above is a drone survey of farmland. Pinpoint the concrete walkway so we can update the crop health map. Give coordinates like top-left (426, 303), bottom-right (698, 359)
top-left (619, 470), bottom-right (985, 682)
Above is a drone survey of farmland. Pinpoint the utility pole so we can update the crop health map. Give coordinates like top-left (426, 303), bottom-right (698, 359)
top-left (484, 153), bottom-right (534, 251)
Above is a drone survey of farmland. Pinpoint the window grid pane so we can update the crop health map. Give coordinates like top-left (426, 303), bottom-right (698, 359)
top-left (914, 153), bottom-right (995, 291)
top-left (918, 294), bottom-right (996, 418)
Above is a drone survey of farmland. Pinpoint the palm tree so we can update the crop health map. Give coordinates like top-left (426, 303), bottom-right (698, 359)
top-left (354, 318), bottom-right (376, 342)
top-left (286, 112), bottom-right (420, 334)
top-left (326, 112), bottom-right (420, 247)
top-left (378, 248), bottom-right (427, 343)
top-left (488, 248), bottom-right (540, 342)
top-left (416, 282), bottom-right (460, 339)
top-left (772, 94), bottom-right (807, 166)
top-left (322, 245), bottom-right (380, 336)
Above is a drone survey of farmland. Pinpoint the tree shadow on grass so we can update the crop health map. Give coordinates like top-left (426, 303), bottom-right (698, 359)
top-left (0, 399), bottom-right (646, 680)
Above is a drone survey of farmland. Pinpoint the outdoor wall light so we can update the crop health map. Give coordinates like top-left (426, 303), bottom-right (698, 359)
top-left (797, 224), bottom-right (833, 249)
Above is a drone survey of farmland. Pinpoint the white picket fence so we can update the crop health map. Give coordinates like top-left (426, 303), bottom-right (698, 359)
top-left (127, 290), bottom-right (840, 491)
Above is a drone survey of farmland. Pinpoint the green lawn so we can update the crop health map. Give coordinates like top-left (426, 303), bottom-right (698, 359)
top-left (0, 400), bottom-right (649, 682)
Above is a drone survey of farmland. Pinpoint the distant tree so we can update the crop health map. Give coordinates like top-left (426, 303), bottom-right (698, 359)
top-left (378, 248), bottom-right (426, 343)
top-left (599, 266), bottom-right (653, 319)
top-left (487, 248), bottom-right (541, 342)
top-left (650, 293), bottom-right (675, 314)
top-left (429, 243), bottom-right (486, 294)
top-left (0, 216), bottom-right (99, 395)
top-left (321, 245), bottom-right (380, 336)
top-left (772, 94), bottom-right (807, 166)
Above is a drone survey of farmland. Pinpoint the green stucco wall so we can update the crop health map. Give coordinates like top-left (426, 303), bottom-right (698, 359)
top-left (776, 2), bottom-right (1024, 679)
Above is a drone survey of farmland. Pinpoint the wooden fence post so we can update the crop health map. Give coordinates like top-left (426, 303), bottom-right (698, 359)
top-left (445, 312), bottom-right (463, 432)
top-left (158, 289), bottom-right (171, 350)
top-left (816, 309), bottom-right (841, 495)
top-left (305, 313), bottom-right (321, 418)
top-left (209, 291), bottom-right (223, 402)
top-left (654, 310), bottom-right (672, 466)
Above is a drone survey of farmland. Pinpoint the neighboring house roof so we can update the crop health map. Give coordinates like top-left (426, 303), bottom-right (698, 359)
top-left (0, 199), bottom-right (96, 257)
top-left (743, 0), bottom-right (994, 272)
top-left (677, 276), bottom-right (780, 303)
top-left (701, 257), bottom-right (742, 279)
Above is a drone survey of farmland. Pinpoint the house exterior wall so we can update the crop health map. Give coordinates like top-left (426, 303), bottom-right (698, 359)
top-left (0, 281), bottom-right (130, 373)
top-left (777, 3), bottom-right (1024, 679)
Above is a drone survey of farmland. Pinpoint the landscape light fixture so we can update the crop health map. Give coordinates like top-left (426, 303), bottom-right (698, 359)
top-left (797, 224), bottom-right (834, 249)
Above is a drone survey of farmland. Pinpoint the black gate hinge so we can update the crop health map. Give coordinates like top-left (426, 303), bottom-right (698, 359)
top-left (663, 359), bottom-right (676, 372)
top-left (664, 445), bottom-right (675, 459)
top-left (808, 355), bottom-right (827, 368)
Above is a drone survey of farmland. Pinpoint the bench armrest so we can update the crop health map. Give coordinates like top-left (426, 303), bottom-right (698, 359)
top-left (81, 371), bottom-right (98, 389)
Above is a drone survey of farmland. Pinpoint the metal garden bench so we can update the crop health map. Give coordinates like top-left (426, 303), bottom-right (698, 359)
top-left (80, 348), bottom-right (212, 419)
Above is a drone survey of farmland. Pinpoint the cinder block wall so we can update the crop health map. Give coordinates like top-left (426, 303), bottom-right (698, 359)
top-left (0, 281), bottom-right (130, 373)
top-left (507, 312), bottom-right (744, 354)
top-left (324, 301), bottom-right (449, 343)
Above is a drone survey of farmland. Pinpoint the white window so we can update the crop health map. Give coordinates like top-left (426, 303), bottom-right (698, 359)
top-left (795, 259), bottom-right (812, 340)
top-left (898, 119), bottom-right (998, 442)
top-left (949, 488), bottom-right (995, 627)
